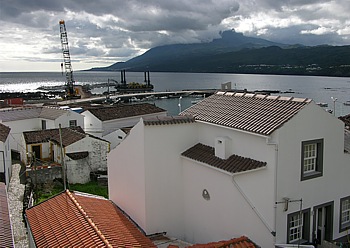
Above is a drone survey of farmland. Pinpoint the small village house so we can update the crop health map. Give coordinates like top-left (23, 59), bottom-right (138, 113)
top-left (22, 127), bottom-right (109, 184)
top-left (0, 122), bottom-right (12, 187)
top-left (82, 103), bottom-right (166, 149)
top-left (0, 106), bottom-right (84, 160)
top-left (108, 91), bottom-right (350, 247)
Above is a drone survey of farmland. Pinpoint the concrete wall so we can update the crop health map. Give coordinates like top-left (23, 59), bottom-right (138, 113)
top-left (64, 137), bottom-right (109, 184)
top-left (275, 103), bottom-right (350, 243)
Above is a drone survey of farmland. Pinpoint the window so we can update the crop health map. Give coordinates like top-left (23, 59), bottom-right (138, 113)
top-left (340, 196), bottom-right (350, 232)
top-left (69, 120), bottom-right (77, 127)
top-left (42, 120), bottom-right (46, 130)
top-left (301, 139), bottom-right (323, 181)
top-left (287, 209), bottom-right (310, 244)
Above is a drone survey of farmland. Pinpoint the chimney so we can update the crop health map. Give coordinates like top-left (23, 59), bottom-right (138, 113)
top-left (215, 136), bottom-right (232, 159)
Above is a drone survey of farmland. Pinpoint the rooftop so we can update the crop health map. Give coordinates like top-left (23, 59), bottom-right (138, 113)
top-left (0, 122), bottom-right (11, 143)
top-left (23, 126), bottom-right (86, 147)
top-left (25, 190), bottom-right (156, 248)
top-left (180, 91), bottom-right (312, 136)
top-left (0, 182), bottom-right (14, 248)
top-left (0, 106), bottom-right (73, 122)
top-left (84, 103), bottom-right (166, 121)
top-left (182, 143), bottom-right (266, 174)
top-left (143, 115), bottom-right (195, 126)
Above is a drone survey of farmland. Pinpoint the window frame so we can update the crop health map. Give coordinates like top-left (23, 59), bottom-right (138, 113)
top-left (41, 120), bottom-right (47, 130)
top-left (287, 208), bottom-right (311, 244)
top-left (339, 196), bottom-right (350, 233)
top-left (69, 120), bottom-right (77, 127)
top-left (301, 139), bottom-right (324, 181)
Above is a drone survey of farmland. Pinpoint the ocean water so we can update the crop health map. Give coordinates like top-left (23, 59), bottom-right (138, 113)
top-left (1, 71), bottom-right (349, 116)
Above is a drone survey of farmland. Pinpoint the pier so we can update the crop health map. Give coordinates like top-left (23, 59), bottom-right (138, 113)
top-left (55, 89), bottom-right (217, 105)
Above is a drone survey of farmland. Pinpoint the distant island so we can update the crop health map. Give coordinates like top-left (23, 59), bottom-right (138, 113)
top-left (89, 30), bottom-right (350, 77)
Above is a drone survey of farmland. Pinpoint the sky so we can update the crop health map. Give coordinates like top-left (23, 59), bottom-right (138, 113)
top-left (0, 0), bottom-right (349, 72)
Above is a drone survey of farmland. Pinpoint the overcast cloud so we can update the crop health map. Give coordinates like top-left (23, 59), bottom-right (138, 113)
top-left (0, 0), bottom-right (349, 71)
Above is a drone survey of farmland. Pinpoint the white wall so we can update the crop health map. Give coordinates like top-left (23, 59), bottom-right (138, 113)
top-left (103, 129), bottom-right (126, 150)
top-left (0, 136), bottom-right (11, 188)
top-left (275, 103), bottom-right (350, 243)
top-left (65, 136), bottom-right (109, 184)
top-left (108, 120), bottom-right (147, 229)
top-left (82, 111), bottom-right (103, 137)
top-left (182, 159), bottom-right (275, 248)
top-left (55, 110), bottom-right (84, 129)
top-left (143, 120), bottom-right (198, 238)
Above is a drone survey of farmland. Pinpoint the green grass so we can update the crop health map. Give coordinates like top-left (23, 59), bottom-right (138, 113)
top-left (68, 181), bottom-right (108, 198)
top-left (35, 181), bottom-right (108, 204)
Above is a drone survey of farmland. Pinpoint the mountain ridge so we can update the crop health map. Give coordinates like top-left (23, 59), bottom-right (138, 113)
top-left (89, 30), bottom-right (350, 77)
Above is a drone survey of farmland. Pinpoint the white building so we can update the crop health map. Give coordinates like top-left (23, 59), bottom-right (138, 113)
top-left (108, 91), bottom-right (350, 247)
top-left (0, 123), bottom-right (11, 188)
top-left (82, 103), bottom-right (166, 149)
top-left (0, 106), bottom-right (84, 158)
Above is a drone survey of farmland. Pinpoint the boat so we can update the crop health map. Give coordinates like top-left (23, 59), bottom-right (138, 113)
top-left (316, 102), bottom-right (328, 107)
top-left (344, 101), bottom-right (350, 106)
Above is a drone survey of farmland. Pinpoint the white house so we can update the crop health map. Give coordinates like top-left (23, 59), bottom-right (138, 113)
top-left (82, 103), bottom-right (166, 149)
top-left (108, 91), bottom-right (350, 247)
top-left (23, 127), bottom-right (109, 184)
top-left (0, 106), bottom-right (84, 158)
top-left (0, 123), bottom-right (11, 188)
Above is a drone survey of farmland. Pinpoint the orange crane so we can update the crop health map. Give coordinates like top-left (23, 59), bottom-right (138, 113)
top-left (59, 20), bottom-right (80, 99)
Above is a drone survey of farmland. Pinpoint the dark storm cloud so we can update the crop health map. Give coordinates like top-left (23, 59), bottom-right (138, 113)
top-left (0, 0), bottom-right (349, 71)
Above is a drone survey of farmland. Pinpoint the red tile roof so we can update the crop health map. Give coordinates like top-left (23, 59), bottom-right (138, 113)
top-left (0, 122), bottom-right (11, 143)
top-left (0, 182), bottom-right (14, 248)
top-left (168, 236), bottom-right (257, 248)
top-left (189, 236), bottom-right (257, 248)
top-left (182, 143), bottom-right (266, 174)
top-left (85, 103), bottom-right (166, 121)
top-left (25, 190), bottom-right (156, 248)
top-left (180, 91), bottom-right (311, 135)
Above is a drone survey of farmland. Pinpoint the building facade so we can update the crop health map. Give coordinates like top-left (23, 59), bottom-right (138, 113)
top-left (108, 92), bottom-right (350, 247)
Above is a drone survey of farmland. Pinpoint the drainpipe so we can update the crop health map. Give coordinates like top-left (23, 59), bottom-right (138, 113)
top-left (266, 137), bottom-right (278, 243)
top-left (231, 175), bottom-right (275, 235)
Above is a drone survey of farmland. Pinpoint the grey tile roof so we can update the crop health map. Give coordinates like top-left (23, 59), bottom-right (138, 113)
top-left (181, 143), bottom-right (266, 174)
top-left (23, 127), bottom-right (86, 147)
top-left (0, 123), bottom-right (11, 143)
top-left (0, 182), bottom-right (14, 248)
top-left (84, 103), bottom-right (166, 121)
top-left (180, 91), bottom-right (312, 136)
top-left (345, 129), bottom-right (350, 153)
top-left (0, 106), bottom-right (70, 122)
top-left (143, 115), bottom-right (195, 126)
top-left (339, 114), bottom-right (350, 129)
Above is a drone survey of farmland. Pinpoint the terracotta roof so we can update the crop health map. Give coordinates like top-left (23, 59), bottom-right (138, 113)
top-left (25, 190), bottom-right (156, 248)
top-left (182, 143), bottom-right (266, 174)
top-left (0, 183), bottom-right (14, 248)
top-left (143, 115), bottom-right (195, 126)
top-left (84, 103), bottom-right (166, 121)
top-left (0, 106), bottom-right (72, 122)
top-left (180, 91), bottom-right (311, 135)
top-left (185, 236), bottom-right (257, 248)
top-left (66, 151), bottom-right (89, 160)
top-left (23, 126), bottom-right (85, 147)
top-left (0, 122), bottom-right (11, 143)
